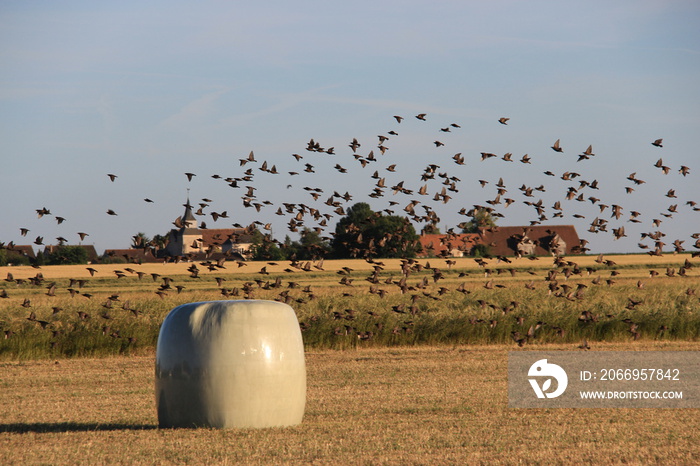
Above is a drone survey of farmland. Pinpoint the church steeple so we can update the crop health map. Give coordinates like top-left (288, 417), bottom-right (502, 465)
top-left (182, 196), bottom-right (198, 229)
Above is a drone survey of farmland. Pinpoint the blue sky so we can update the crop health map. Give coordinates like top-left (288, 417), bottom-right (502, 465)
top-left (1, 1), bottom-right (699, 255)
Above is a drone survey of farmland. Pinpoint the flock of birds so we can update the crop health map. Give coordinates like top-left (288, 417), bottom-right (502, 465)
top-left (1, 247), bottom-right (696, 348)
top-left (1, 112), bottom-right (698, 349)
top-left (4, 112), bottom-right (697, 258)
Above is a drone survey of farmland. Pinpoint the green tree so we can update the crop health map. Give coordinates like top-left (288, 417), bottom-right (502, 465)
top-left (470, 243), bottom-right (491, 258)
top-left (460, 207), bottom-right (497, 233)
top-left (131, 232), bottom-right (151, 249)
top-left (250, 230), bottom-right (286, 261)
top-left (99, 253), bottom-right (128, 264)
top-left (421, 224), bottom-right (441, 235)
top-left (331, 202), bottom-right (420, 259)
top-left (282, 229), bottom-right (331, 260)
top-left (151, 234), bottom-right (169, 249)
top-left (33, 251), bottom-right (46, 266)
top-left (45, 245), bottom-right (89, 265)
top-left (0, 248), bottom-right (31, 266)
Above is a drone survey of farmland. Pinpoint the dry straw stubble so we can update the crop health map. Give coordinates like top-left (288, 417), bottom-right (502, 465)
top-left (2, 343), bottom-right (700, 464)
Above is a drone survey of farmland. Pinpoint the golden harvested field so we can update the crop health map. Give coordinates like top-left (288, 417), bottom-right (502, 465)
top-left (0, 253), bottom-right (694, 281)
top-left (1, 253), bottom-right (698, 359)
top-left (2, 342), bottom-right (700, 465)
top-left (1, 255), bottom-right (699, 463)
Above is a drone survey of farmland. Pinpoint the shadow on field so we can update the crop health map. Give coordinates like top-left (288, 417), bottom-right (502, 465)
top-left (0, 422), bottom-right (158, 433)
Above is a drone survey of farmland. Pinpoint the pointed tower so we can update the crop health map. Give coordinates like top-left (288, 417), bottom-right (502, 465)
top-left (182, 198), bottom-right (198, 229)
top-left (165, 196), bottom-right (204, 257)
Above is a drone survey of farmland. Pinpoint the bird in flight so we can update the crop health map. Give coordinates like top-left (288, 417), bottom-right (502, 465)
top-left (240, 151), bottom-right (256, 165)
top-left (551, 139), bottom-right (563, 153)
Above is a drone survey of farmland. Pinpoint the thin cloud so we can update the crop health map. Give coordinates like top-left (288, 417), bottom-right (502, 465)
top-left (157, 88), bottom-right (230, 130)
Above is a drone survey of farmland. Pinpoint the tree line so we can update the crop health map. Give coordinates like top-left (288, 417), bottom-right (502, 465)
top-left (1, 202), bottom-right (494, 265)
top-left (249, 202), bottom-right (494, 261)
top-left (0, 245), bottom-right (89, 267)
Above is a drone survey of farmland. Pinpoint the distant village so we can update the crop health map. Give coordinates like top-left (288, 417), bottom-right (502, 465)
top-left (2, 198), bottom-right (582, 266)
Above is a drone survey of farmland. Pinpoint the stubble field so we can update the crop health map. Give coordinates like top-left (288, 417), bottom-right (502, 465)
top-left (1, 253), bottom-right (698, 358)
top-left (2, 342), bottom-right (700, 464)
top-left (1, 254), bottom-right (699, 463)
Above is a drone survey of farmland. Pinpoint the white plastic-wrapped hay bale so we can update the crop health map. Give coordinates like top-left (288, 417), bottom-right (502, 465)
top-left (155, 300), bottom-right (306, 428)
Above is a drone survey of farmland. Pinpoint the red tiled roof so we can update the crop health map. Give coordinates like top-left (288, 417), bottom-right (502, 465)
top-left (43, 244), bottom-right (99, 262)
top-left (7, 244), bottom-right (36, 259)
top-left (418, 225), bottom-right (582, 257)
top-left (104, 248), bottom-right (162, 263)
top-left (478, 225), bottom-right (581, 256)
top-left (200, 228), bottom-right (253, 247)
top-left (418, 233), bottom-right (480, 257)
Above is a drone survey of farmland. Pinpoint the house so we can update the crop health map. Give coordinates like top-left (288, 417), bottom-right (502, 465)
top-left (1, 244), bottom-right (36, 265)
top-left (418, 225), bottom-right (582, 257)
top-left (103, 248), bottom-right (162, 264)
top-left (418, 233), bottom-right (480, 257)
top-left (6, 244), bottom-right (36, 260)
top-left (163, 199), bottom-right (255, 260)
top-left (477, 225), bottom-right (581, 257)
top-left (42, 244), bottom-right (99, 263)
